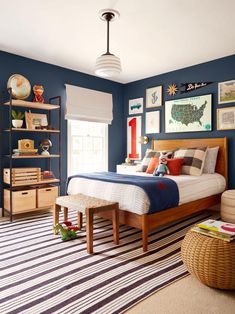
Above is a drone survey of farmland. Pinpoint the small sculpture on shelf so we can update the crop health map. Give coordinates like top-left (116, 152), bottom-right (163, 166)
top-left (33, 85), bottom-right (45, 103)
top-left (39, 139), bottom-right (52, 155)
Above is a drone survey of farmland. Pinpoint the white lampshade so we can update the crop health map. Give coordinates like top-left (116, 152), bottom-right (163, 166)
top-left (95, 54), bottom-right (121, 78)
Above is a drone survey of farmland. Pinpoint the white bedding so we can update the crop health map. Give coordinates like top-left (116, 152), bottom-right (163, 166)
top-left (67, 173), bottom-right (226, 215)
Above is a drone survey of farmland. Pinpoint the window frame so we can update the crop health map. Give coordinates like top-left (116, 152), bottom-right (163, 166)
top-left (67, 120), bottom-right (108, 176)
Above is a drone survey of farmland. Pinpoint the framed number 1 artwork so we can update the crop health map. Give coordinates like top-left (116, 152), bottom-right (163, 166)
top-left (127, 116), bottom-right (142, 160)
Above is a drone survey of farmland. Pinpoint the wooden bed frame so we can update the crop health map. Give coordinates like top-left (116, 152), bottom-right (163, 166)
top-left (98, 137), bottom-right (228, 251)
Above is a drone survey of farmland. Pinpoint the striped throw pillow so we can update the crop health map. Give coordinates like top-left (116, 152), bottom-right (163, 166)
top-left (173, 147), bottom-right (208, 176)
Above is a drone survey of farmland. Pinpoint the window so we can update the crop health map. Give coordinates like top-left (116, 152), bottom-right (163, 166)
top-left (68, 120), bottom-right (108, 176)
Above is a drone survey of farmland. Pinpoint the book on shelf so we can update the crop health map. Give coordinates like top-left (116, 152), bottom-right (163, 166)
top-left (13, 149), bottom-right (38, 156)
top-left (191, 219), bottom-right (235, 242)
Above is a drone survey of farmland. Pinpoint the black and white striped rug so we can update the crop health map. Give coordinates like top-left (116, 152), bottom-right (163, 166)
top-left (0, 211), bottom-right (213, 314)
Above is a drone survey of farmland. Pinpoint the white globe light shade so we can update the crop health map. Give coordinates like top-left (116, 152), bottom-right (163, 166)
top-left (95, 54), bottom-right (121, 77)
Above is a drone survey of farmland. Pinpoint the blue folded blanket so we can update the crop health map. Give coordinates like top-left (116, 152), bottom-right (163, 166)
top-left (67, 172), bottom-right (179, 214)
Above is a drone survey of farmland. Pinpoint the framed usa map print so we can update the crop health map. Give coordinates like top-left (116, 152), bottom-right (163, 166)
top-left (165, 94), bottom-right (212, 133)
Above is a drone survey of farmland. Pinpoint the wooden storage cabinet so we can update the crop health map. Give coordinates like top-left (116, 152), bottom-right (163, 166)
top-left (4, 188), bottom-right (36, 213)
top-left (37, 186), bottom-right (58, 208)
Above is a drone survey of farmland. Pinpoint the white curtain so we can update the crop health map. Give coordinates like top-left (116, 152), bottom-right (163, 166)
top-left (65, 84), bottom-right (113, 124)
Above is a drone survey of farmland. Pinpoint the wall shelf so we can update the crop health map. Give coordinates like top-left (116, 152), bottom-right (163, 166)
top-left (5, 154), bottom-right (60, 159)
top-left (5, 178), bottom-right (60, 188)
top-left (4, 128), bottom-right (60, 133)
top-left (4, 99), bottom-right (60, 110)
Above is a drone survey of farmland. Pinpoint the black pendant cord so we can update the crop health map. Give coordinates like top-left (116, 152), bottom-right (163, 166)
top-left (104, 13), bottom-right (114, 55)
top-left (106, 18), bottom-right (110, 54)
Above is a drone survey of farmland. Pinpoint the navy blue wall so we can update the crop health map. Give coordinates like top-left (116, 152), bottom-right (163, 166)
top-left (0, 51), bottom-right (125, 201)
top-left (123, 55), bottom-right (235, 189)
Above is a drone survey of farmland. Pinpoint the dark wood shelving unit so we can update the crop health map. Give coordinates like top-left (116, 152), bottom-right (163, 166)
top-left (1, 88), bottom-right (62, 222)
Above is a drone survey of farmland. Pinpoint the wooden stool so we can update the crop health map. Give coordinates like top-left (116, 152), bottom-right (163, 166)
top-left (54, 193), bottom-right (119, 254)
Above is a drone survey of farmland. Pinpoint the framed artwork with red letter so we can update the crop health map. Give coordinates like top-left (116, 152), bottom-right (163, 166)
top-left (127, 116), bottom-right (142, 160)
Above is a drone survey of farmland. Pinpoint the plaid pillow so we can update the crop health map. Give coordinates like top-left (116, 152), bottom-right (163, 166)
top-left (173, 147), bottom-right (208, 175)
top-left (137, 149), bottom-right (173, 172)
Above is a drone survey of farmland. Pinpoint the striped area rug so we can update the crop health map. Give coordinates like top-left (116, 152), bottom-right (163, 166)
top-left (0, 211), bottom-right (214, 314)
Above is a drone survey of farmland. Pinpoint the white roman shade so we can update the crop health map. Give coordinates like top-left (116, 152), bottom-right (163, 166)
top-left (65, 84), bottom-right (113, 124)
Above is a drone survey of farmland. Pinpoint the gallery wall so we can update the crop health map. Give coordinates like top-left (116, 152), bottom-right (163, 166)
top-left (0, 51), bottom-right (125, 204)
top-left (123, 54), bottom-right (235, 189)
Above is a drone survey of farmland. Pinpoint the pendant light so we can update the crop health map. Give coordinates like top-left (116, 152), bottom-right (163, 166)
top-left (95, 9), bottom-right (121, 78)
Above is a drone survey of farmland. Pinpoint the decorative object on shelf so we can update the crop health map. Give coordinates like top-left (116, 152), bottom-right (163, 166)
top-left (95, 9), bottom-right (121, 78)
top-left (32, 85), bottom-right (45, 103)
top-left (218, 79), bottom-right (235, 104)
top-left (146, 86), bottom-right (162, 108)
top-left (124, 157), bottom-right (132, 165)
top-left (180, 82), bottom-right (213, 94)
top-left (129, 98), bottom-right (143, 115)
top-left (138, 136), bottom-right (149, 145)
top-left (165, 94), bottom-right (212, 133)
top-left (127, 116), bottom-right (142, 160)
top-left (41, 170), bottom-right (55, 180)
top-left (18, 139), bottom-right (34, 150)
top-left (39, 139), bottom-right (52, 155)
top-left (167, 84), bottom-right (178, 96)
top-left (145, 111), bottom-right (160, 134)
top-left (217, 106), bottom-right (235, 130)
top-left (3, 167), bottom-right (41, 185)
top-left (25, 111), bottom-right (48, 129)
top-left (7, 74), bottom-right (31, 99)
top-left (13, 139), bottom-right (38, 156)
top-left (11, 109), bottom-right (24, 128)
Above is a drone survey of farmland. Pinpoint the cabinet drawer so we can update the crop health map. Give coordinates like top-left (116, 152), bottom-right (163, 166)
top-left (37, 186), bottom-right (58, 208)
top-left (4, 188), bottom-right (36, 213)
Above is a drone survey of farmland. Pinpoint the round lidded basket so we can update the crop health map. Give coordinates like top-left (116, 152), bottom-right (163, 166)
top-left (221, 190), bottom-right (235, 223)
top-left (181, 230), bottom-right (235, 290)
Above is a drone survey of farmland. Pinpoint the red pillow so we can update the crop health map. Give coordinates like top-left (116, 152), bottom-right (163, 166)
top-left (167, 158), bottom-right (184, 175)
top-left (146, 157), bottom-right (159, 174)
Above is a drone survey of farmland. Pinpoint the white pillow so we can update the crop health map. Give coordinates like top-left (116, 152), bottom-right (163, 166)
top-left (203, 147), bottom-right (219, 174)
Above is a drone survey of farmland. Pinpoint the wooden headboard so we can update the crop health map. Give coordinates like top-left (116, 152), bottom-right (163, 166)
top-left (152, 137), bottom-right (228, 186)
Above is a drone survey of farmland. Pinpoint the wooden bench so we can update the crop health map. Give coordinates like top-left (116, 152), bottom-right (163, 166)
top-left (54, 193), bottom-right (119, 254)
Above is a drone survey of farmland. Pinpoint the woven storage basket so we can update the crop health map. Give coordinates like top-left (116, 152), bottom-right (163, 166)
top-left (221, 190), bottom-right (235, 223)
top-left (181, 230), bottom-right (235, 290)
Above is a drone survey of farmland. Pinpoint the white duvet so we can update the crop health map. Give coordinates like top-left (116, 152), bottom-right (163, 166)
top-left (67, 173), bottom-right (226, 215)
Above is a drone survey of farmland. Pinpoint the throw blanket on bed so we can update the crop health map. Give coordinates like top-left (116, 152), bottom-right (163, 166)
top-left (66, 172), bottom-right (179, 214)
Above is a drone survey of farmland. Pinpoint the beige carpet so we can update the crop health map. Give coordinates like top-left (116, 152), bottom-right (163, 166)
top-left (125, 275), bottom-right (235, 314)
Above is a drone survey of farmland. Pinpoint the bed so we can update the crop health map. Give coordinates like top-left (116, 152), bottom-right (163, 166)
top-left (67, 137), bottom-right (228, 251)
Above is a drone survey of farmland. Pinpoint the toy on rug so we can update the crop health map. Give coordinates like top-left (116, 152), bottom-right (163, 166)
top-left (154, 152), bottom-right (171, 177)
top-left (54, 221), bottom-right (79, 241)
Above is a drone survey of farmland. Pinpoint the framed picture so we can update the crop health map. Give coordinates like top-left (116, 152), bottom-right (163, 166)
top-left (25, 112), bottom-right (48, 129)
top-left (145, 111), bottom-right (160, 134)
top-left (127, 116), bottom-right (142, 160)
top-left (217, 107), bottom-right (235, 130)
top-left (129, 98), bottom-right (143, 115)
top-left (165, 94), bottom-right (212, 133)
top-left (146, 85), bottom-right (162, 108)
top-left (218, 79), bottom-right (235, 104)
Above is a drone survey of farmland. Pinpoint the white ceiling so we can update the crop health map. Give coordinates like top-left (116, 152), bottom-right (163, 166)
top-left (0, 0), bottom-right (235, 83)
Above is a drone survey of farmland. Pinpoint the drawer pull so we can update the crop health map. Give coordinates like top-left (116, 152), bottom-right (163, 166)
top-left (22, 192), bottom-right (28, 195)
top-left (45, 189), bottom-right (52, 192)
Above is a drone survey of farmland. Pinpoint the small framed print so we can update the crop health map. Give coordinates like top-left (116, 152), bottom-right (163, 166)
top-left (218, 79), bottom-right (235, 104)
top-left (217, 107), bottom-right (235, 130)
top-left (129, 98), bottom-right (143, 115)
top-left (145, 111), bottom-right (160, 134)
top-left (146, 85), bottom-right (162, 108)
top-left (25, 112), bottom-right (48, 129)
